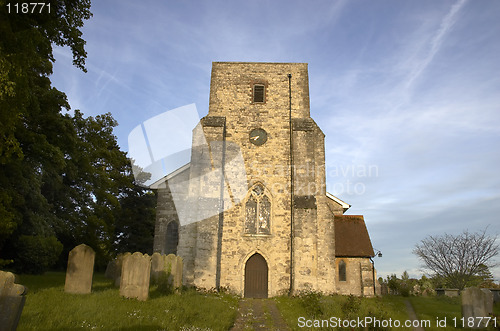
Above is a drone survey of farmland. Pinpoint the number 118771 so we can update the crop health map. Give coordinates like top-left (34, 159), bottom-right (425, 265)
top-left (6, 3), bottom-right (51, 14)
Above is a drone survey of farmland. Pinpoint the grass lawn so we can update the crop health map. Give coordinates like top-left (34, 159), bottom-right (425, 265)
top-left (409, 296), bottom-right (461, 330)
top-left (17, 272), bottom-right (239, 331)
top-left (410, 296), bottom-right (500, 330)
top-left (15, 272), bottom-right (500, 330)
top-left (275, 293), bottom-right (410, 330)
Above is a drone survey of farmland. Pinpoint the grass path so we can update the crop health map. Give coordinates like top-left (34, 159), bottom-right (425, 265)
top-left (230, 299), bottom-right (290, 331)
top-left (404, 300), bottom-right (425, 331)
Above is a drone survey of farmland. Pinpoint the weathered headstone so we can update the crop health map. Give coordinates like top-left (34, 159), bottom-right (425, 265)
top-left (120, 252), bottom-right (151, 301)
top-left (150, 253), bottom-right (183, 292)
top-left (0, 271), bottom-right (27, 331)
top-left (461, 287), bottom-right (494, 329)
top-left (150, 252), bottom-right (165, 284)
top-left (490, 289), bottom-right (500, 303)
top-left (64, 244), bottom-right (95, 294)
top-left (105, 254), bottom-right (124, 287)
top-left (173, 254), bottom-right (183, 290)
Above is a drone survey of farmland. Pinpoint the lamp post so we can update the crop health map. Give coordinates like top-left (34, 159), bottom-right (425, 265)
top-left (370, 249), bottom-right (382, 296)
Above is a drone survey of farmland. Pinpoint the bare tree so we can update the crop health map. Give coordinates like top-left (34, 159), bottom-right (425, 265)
top-left (413, 228), bottom-right (499, 289)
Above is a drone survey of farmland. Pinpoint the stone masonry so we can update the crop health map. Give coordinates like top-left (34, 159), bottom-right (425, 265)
top-left (153, 62), bottom-right (376, 297)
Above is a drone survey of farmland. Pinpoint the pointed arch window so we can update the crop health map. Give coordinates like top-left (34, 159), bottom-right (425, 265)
top-left (245, 184), bottom-right (271, 234)
top-left (165, 221), bottom-right (179, 255)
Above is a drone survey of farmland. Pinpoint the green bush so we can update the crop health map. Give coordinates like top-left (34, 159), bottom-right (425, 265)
top-left (298, 291), bottom-right (323, 318)
top-left (156, 271), bottom-right (174, 295)
top-left (15, 235), bottom-right (63, 274)
top-left (341, 295), bottom-right (361, 318)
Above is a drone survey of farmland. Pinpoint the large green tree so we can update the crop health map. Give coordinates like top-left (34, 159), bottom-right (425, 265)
top-left (0, 0), bottom-right (91, 161)
top-left (1, 0), bottom-right (156, 272)
top-left (48, 111), bottom-right (133, 267)
top-left (0, 0), bottom-right (92, 255)
top-left (113, 161), bottom-right (156, 255)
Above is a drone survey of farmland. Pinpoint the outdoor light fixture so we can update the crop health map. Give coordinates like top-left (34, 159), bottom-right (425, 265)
top-left (371, 249), bottom-right (382, 296)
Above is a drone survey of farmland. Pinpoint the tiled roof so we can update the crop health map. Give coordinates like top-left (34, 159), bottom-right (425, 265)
top-left (334, 215), bottom-right (375, 257)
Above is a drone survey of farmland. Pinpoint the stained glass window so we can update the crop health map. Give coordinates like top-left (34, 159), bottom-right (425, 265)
top-left (245, 184), bottom-right (271, 234)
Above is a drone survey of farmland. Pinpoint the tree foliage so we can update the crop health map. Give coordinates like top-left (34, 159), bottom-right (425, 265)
top-left (113, 162), bottom-right (156, 255)
top-left (0, 1), bottom-right (156, 272)
top-left (0, 0), bottom-right (92, 250)
top-left (14, 235), bottom-right (63, 274)
top-left (413, 228), bottom-right (499, 289)
top-left (0, 0), bottom-right (92, 162)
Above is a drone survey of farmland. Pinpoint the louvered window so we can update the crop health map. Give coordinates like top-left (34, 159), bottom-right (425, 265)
top-left (253, 84), bottom-right (265, 103)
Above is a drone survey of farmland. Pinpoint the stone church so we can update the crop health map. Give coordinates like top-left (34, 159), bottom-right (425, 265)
top-left (152, 62), bottom-right (377, 298)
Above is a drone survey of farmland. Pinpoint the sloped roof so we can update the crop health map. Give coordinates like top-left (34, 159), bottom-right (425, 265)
top-left (149, 163), bottom-right (190, 189)
top-left (335, 215), bottom-right (375, 257)
top-left (326, 192), bottom-right (351, 213)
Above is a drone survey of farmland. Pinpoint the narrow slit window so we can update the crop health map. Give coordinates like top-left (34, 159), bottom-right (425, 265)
top-left (253, 84), bottom-right (265, 103)
top-left (339, 260), bottom-right (346, 282)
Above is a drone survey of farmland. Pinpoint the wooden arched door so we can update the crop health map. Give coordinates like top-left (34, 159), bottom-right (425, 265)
top-left (244, 253), bottom-right (268, 298)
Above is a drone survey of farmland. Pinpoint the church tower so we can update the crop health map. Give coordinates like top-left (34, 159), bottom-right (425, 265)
top-left (153, 62), bottom-right (375, 298)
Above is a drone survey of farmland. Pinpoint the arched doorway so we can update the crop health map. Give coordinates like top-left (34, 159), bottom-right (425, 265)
top-left (244, 253), bottom-right (268, 298)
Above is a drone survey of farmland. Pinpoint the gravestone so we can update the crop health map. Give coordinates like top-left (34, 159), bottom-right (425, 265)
top-left (0, 271), bottom-right (27, 331)
top-left (64, 244), bottom-right (95, 294)
top-left (105, 254), bottom-right (124, 287)
top-left (490, 289), bottom-right (500, 303)
top-left (120, 252), bottom-right (151, 301)
top-left (150, 252), bottom-right (165, 284)
top-left (173, 254), bottom-right (183, 290)
top-left (461, 287), bottom-right (494, 329)
top-left (150, 253), bottom-right (183, 291)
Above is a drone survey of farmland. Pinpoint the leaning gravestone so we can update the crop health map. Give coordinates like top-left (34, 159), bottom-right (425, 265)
top-left (105, 253), bottom-right (124, 287)
top-left (120, 252), bottom-right (151, 301)
top-left (0, 271), bottom-right (27, 331)
top-left (64, 244), bottom-right (95, 294)
top-left (461, 287), bottom-right (494, 329)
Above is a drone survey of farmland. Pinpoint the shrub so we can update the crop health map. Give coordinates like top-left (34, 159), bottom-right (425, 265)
top-left (298, 291), bottom-right (323, 318)
top-left (341, 294), bottom-right (361, 318)
top-left (14, 235), bottom-right (63, 274)
top-left (156, 271), bottom-right (174, 295)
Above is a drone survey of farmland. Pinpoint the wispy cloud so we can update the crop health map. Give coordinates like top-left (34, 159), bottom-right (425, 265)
top-left (49, 0), bottom-right (500, 280)
top-left (404, 0), bottom-right (468, 90)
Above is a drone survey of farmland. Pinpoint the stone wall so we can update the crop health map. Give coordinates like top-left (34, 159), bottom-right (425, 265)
top-left (335, 257), bottom-right (375, 297)
top-left (209, 63), bottom-right (319, 296)
top-left (153, 62), bottom-right (346, 297)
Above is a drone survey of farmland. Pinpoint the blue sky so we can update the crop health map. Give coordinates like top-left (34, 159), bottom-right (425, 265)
top-left (50, 0), bottom-right (500, 280)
